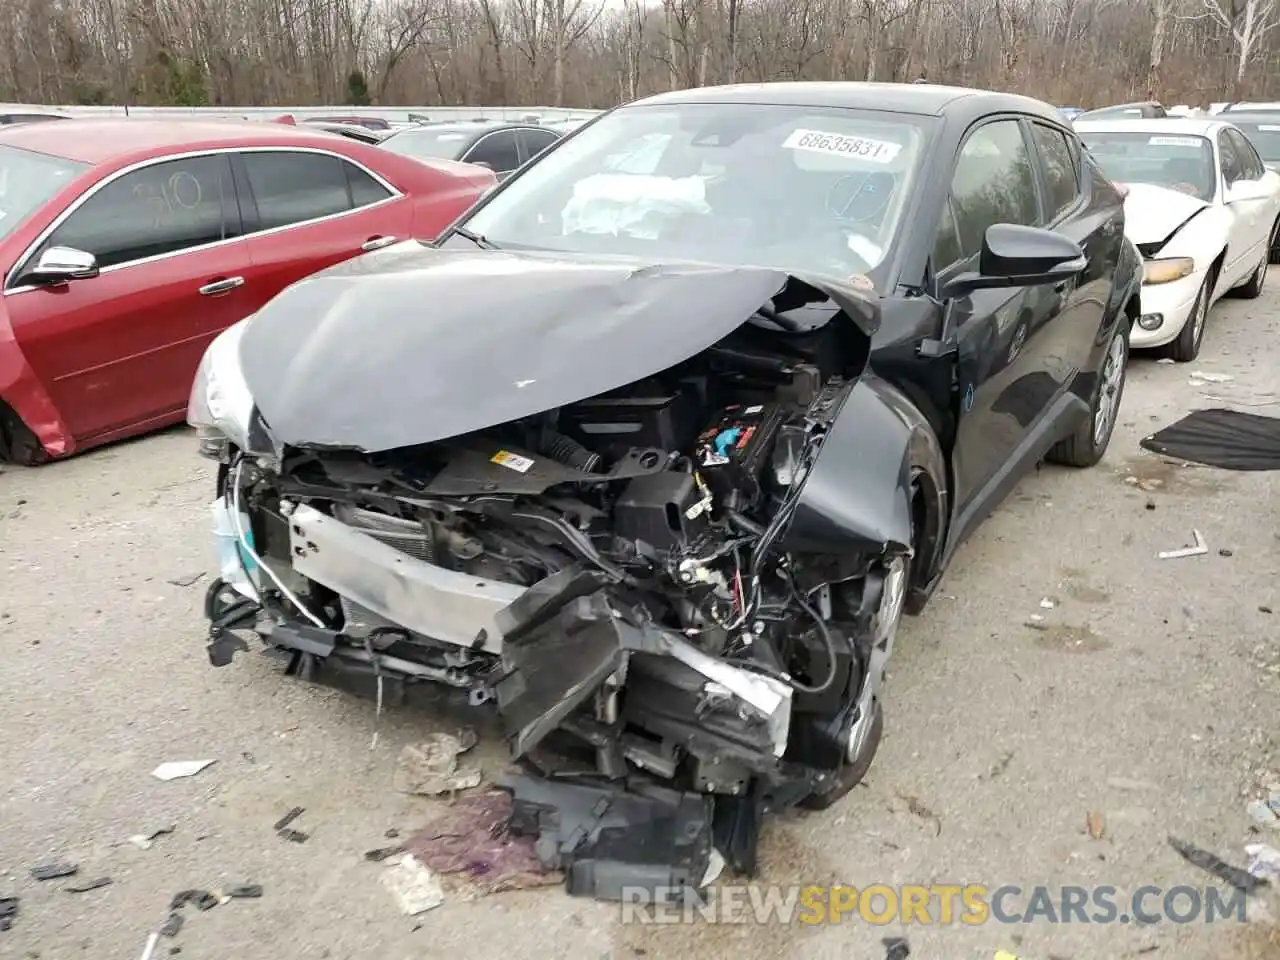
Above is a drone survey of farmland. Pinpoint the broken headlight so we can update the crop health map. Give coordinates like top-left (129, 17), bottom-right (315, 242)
top-left (187, 318), bottom-right (254, 461)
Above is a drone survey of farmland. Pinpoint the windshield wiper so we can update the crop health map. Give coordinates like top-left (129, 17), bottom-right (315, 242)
top-left (452, 226), bottom-right (498, 249)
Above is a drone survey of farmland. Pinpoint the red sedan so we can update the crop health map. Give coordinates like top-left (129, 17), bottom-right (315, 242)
top-left (0, 119), bottom-right (494, 463)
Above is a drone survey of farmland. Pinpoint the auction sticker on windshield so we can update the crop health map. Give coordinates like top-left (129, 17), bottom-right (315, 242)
top-left (1148, 136), bottom-right (1203, 147)
top-left (783, 129), bottom-right (902, 163)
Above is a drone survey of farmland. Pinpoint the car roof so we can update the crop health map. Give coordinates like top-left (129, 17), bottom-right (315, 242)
top-left (627, 81), bottom-right (1065, 123)
top-left (0, 118), bottom-right (364, 164)
top-left (1073, 117), bottom-right (1224, 136)
top-left (1218, 112), bottom-right (1280, 125)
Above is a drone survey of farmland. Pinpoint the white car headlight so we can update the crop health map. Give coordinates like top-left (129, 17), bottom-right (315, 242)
top-left (187, 318), bottom-right (254, 460)
top-left (1142, 257), bottom-right (1195, 285)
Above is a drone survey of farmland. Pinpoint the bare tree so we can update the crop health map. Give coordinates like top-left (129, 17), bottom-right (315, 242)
top-left (1198, 0), bottom-right (1280, 92)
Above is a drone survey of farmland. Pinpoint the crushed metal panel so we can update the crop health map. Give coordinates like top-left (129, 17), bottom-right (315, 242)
top-left (286, 503), bottom-right (524, 653)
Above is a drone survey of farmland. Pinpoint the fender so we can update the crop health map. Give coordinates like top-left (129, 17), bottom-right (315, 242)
top-left (781, 376), bottom-right (948, 605)
top-left (0, 319), bottom-right (72, 462)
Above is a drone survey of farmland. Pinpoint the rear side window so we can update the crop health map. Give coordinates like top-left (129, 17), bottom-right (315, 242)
top-left (242, 152), bottom-right (352, 229)
top-left (1030, 123), bottom-right (1080, 221)
top-left (41, 154), bottom-right (237, 270)
top-left (345, 163), bottom-right (393, 208)
top-left (464, 132), bottom-right (521, 173)
top-left (948, 119), bottom-right (1040, 260)
top-left (519, 129), bottom-right (560, 163)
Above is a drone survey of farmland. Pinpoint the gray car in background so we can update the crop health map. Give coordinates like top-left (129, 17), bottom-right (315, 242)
top-left (379, 120), bottom-right (562, 180)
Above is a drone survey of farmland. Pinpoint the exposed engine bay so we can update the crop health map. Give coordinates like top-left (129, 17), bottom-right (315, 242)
top-left (202, 253), bottom-right (914, 898)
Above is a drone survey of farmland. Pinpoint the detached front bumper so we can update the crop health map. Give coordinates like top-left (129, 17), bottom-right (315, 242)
top-left (1131, 271), bottom-right (1205, 349)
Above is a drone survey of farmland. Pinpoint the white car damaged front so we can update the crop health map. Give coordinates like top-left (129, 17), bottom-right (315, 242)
top-left (1121, 178), bottom-right (1275, 361)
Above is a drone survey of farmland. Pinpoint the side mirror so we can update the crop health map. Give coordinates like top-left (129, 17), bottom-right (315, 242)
top-left (1226, 178), bottom-right (1270, 203)
top-left (943, 224), bottom-right (1086, 298)
top-left (25, 246), bottom-right (99, 286)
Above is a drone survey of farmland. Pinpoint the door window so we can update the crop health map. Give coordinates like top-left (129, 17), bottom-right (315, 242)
top-left (463, 132), bottom-right (521, 173)
top-left (242, 151), bottom-right (353, 229)
top-left (949, 120), bottom-right (1041, 260)
top-left (1030, 123), bottom-right (1080, 221)
top-left (37, 154), bottom-right (238, 270)
top-left (518, 129), bottom-right (560, 163)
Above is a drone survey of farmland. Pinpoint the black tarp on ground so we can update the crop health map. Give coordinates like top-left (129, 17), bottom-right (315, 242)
top-left (1140, 407), bottom-right (1280, 471)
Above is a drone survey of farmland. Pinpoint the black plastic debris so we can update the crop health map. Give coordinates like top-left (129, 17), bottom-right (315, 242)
top-left (278, 829), bottom-right (309, 843)
top-left (499, 773), bottom-right (713, 903)
top-left (1168, 836), bottom-right (1268, 894)
top-left (65, 877), bottom-right (112, 894)
top-left (158, 913), bottom-right (184, 938)
top-left (0, 897), bottom-right (18, 932)
top-left (223, 884), bottom-right (263, 899)
top-left (30, 862), bottom-right (77, 881)
top-left (273, 807), bottom-right (305, 832)
top-left (169, 890), bottom-right (219, 911)
top-left (883, 936), bottom-right (911, 960)
top-left (1141, 408), bottom-right (1280, 471)
top-left (364, 845), bottom-right (405, 863)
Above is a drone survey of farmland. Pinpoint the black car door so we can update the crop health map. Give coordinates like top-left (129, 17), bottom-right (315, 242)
top-left (934, 116), bottom-right (1068, 536)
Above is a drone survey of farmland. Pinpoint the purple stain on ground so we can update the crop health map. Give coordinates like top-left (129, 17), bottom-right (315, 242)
top-left (404, 791), bottom-right (560, 895)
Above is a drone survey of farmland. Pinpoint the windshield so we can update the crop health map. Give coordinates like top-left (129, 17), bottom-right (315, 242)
top-left (0, 145), bottom-right (88, 242)
top-left (458, 102), bottom-right (928, 283)
top-left (1230, 122), bottom-right (1280, 163)
top-left (380, 128), bottom-right (473, 162)
top-left (1078, 132), bottom-right (1216, 201)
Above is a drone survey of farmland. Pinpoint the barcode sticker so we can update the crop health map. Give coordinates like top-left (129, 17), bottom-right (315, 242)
top-left (491, 450), bottom-right (534, 473)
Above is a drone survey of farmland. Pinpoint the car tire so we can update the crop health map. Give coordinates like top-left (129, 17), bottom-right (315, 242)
top-left (797, 701), bottom-right (884, 811)
top-left (0, 401), bottom-right (47, 466)
top-left (1237, 249), bottom-right (1268, 299)
top-left (1269, 216), bottom-right (1280, 265)
top-left (1047, 316), bottom-right (1130, 468)
top-left (1163, 274), bottom-right (1211, 363)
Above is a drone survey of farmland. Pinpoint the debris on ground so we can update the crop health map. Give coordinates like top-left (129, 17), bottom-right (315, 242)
top-left (496, 775), bottom-right (711, 902)
top-left (1086, 811), bottom-right (1105, 840)
top-left (896, 791), bottom-right (942, 836)
top-left (138, 931), bottom-right (162, 960)
top-left (883, 936), bottom-right (910, 959)
top-left (1039, 598), bottom-right (1056, 609)
top-left (65, 877), bottom-right (112, 893)
top-left (218, 884), bottom-right (263, 899)
top-left (166, 572), bottom-right (207, 588)
top-left (169, 890), bottom-right (220, 912)
top-left (273, 807), bottom-right (305, 831)
top-left (365, 845), bottom-right (406, 863)
top-left (1189, 371), bottom-right (1235, 385)
top-left (127, 826), bottom-right (176, 850)
top-left (1168, 836), bottom-right (1268, 894)
top-left (1220, 548), bottom-right (1234, 557)
top-left (157, 913), bottom-right (183, 938)
top-left (1157, 529), bottom-right (1208, 560)
top-left (404, 790), bottom-right (561, 898)
top-left (1123, 475), bottom-right (1164, 492)
top-left (1246, 844), bottom-right (1280, 880)
top-left (1107, 776), bottom-right (1157, 791)
top-left (30, 862), bottom-right (78, 881)
top-left (0, 897), bottom-right (17, 931)
top-left (393, 731), bottom-right (482, 797)
top-left (1247, 799), bottom-right (1279, 829)
top-left (151, 760), bottom-right (216, 781)
top-left (380, 854), bottom-right (445, 916)
top-left (277, 829), bottom-right (309, 844)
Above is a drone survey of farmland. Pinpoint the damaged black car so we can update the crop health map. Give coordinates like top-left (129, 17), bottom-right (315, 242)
top-left (189, 83), bottom-right (1141, 890)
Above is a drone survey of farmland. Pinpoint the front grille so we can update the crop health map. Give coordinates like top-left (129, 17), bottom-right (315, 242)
top-left (331, 504), bottom-right (436, 562)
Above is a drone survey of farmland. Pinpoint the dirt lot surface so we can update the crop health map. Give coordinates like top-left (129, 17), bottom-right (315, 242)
top-left (3, 289), bottom-right (1280, 960)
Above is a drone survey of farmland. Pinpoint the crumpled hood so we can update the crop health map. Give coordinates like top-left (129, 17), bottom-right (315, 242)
top-left (1121, 182), bottom-right (1210, 246)
top-left (238, 245), bottom-right (879, 453)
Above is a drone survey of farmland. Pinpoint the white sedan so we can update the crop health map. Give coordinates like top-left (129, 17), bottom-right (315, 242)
top-left (1076, 117), bottom-right (1280, 361)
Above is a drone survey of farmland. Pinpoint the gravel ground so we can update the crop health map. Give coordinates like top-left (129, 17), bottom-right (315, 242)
top-left (3, 288), bottom-right (1280, 960)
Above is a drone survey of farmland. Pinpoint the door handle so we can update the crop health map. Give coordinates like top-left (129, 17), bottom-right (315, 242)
top-left (199, 276), bottom-right (245, 297)
top-left (361, 236), bottom-right (398, 252)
